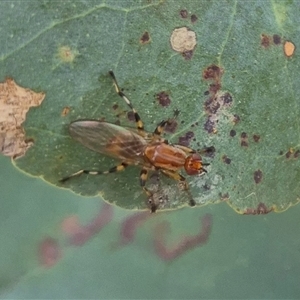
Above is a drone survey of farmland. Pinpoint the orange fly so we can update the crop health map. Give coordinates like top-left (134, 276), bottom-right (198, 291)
top-left (60, 71), bottom-right (209, 212)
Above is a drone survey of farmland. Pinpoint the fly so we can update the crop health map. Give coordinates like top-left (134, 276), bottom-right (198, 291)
top-left (60, 71), bottom-right (210, 212)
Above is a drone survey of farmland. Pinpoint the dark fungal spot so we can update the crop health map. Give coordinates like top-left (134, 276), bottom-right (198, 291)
top-left (241, 132), bottom-right (247, 139)
top-left (127, 111), bottom-right (135, 122)
top-left (204, 118), bottom-right (215, 134)
top-left (261, 34), bottom-right (271, 48)
top-left (222, 155), bottom-right (231, 164)
top-left (178, 131), bottom-right (194, 147)
top-left (285, 149), bottom-right (292, 159)
top-left (232, 114), bottom-right (240, 124)
top-left (179, 9), bottom-right (188, 18)
top-left (240, 132), bottom-right (248, 147)
top-left (112, 104), bottom-right (118, 110)
top-left (221, 92), bottom-right (233, 105)
top-left (254, 169), bottom-right (263, 184)
top-left (243, 203), bottom-right (273, 215)
top-left (203, 64), bottom-right (223, 81)
top-left (241, 140), bottom-right (248, 147)
top-left (164, 119), bottom-right (178, 133)
top-left (182, 50), bottom-right (194, 60)
top-left (204, 90), bottom-right (209, 96)
top-left (156, 91), bottom-right (171, 107)
top-left (201, 146), bottom-right (216, 158)
top-left (140, 31), bottom-right (150, 44)
top-left (273, 34), bottom-right (281, 45)
top-left (294, 149), bottom-right (300, 159)
top-left (230, 129), bottom-right (236, 137)
top-left (191, 14), bottom-right (198, 23)
top-left (253, 134), bottom-right (260, 142)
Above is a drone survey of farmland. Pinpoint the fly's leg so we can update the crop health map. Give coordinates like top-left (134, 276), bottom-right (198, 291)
top-left (174, 144), bottom-right (196, 154)
top-left (109, 71), bottom-right (145, 136)
top-left (140, 167), bottom-right (158, 213)
top-left (161, 170), bottom-right (196, 207)
top-left (59, 162), bottom-right (128, 183)
top-left (153, 109), bottom-right (180, 138)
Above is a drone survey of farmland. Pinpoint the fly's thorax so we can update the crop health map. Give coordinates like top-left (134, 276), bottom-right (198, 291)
top-left (144, 143), bottom-right (186, 170)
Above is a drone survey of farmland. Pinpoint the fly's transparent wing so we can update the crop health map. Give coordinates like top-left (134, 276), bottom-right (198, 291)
top-left (69, 121), bottom-right (148, 163)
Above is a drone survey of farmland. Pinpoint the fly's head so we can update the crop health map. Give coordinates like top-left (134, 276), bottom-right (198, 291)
top-left (184, 153), bottom-right (209, 175)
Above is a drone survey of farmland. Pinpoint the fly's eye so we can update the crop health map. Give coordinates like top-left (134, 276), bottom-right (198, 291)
top-left (184, 153), bottom-right (203, 175)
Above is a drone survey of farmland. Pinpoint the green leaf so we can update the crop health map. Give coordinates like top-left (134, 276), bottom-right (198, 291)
top-left (1, 0), bottom-right (299, 212)
top-left (2, 155), bottom-right (300, 298)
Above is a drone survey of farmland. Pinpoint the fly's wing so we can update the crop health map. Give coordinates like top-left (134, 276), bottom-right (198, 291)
top-left (69, 121), bottom-right (148, 163)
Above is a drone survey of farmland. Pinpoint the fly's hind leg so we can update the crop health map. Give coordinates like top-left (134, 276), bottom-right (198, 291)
top-left (109, 71), bottom-right (145, 136)
top-left (140, 167), bottom-right (157, 213)
top-left (59, 162), bottom-right (128, 183)
top-left (161, 170), bottom-right (196, 207)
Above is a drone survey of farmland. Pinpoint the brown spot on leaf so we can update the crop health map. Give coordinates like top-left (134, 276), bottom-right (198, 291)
top-left (253, 134), bottom-right (260, 142)
top-left (201, 146), bottom-right (216, 158)
top-left (285, 148), bottom-right (293, 159)
top-left (261, 34), bottom-right (271, 48)
top-left (293, 149), bottom-right (300, 159)
top-left (156, 91), bottom-right (171, 107)
top-left (284, 40), bottom-right (295, 57)
top-left (140, 31), bottom-right (150, 44)
top-left (241, 140), bottom-right (248, 147)
top-left (232, 114), bottom-right (240, 124)
top-left (127, 111), bottom-right (135, 122)
top-left (254, 169), bottom-right (263, 184)
top-left (178, 131), bottom-right (194, 146)
top-left (241, 132), bottom-right (247, 139)
top-left (204, 92), bottom-right (232, 115)
top-left (204, 118), bottom-right (215, 134)
top-left (0, 78), bottom-right (45, 158)
top-left (191, 14), bottom-right (198, 23)
top-left (222, 155), bottom-right (231, 164)
top-left (243, 203), bottom-right (273, 215)
top-left (230, 129), bottom-right (236, 137)
top-left (170, 27), bottom-right (197, 53)
top-left (61, 106), bottom-right (70, 117)
top-left (203, 64), bottom-right (223, 81)
top-left (112, 104), bottom-right (118, 110)
top-left (273, 34), bottom-right (281, 45)
top-left (240, 131), bottom-right (248, 147)
top-left (179, 9), bottom-right (188, 18)
top-left (164, 119), bottom-right (178, 133)
top-left (221, 92), bottom-right (233, 105)
top-left (182, 50), bottom-right (194, 60)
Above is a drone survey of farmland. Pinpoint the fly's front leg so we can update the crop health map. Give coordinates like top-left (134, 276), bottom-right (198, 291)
top-left (59, 162), bottom-right (128, 183)
top-left (109, 71), bottom-right (145, 136)
top-left (161, 170), bottom-right (196, 207)
top-left (153, 109), bottom-right (180, 139)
